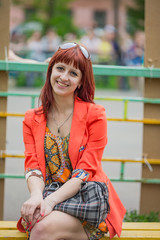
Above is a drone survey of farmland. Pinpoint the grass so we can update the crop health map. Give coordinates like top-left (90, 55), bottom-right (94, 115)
top-left (124, 210), bottom-right (160, 222)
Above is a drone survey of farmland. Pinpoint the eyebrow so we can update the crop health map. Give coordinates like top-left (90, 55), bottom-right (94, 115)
top-left (56, 63), bottom-right (80, 72)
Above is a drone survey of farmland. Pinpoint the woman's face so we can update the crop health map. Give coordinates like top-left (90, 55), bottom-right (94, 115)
top-left (50, 62), bottom-right (82, 98)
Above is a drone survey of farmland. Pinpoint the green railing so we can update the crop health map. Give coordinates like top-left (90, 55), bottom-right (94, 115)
top-left (0, 61), bottom-right (160, 184)
top-left (0, 60), bottom-right (160, 77)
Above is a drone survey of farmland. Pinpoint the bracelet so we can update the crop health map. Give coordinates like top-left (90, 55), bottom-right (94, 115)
top-left (25, 169), bottom-right (44, 181)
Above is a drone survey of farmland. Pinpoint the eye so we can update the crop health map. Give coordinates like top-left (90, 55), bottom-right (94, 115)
top-left (56, 66), bottom-right (64, 71)
top-left (70, 71), bottom-right (78, 77)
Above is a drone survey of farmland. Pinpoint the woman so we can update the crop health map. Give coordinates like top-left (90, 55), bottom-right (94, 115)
top-left (17, 42), bottom-right (126, 240)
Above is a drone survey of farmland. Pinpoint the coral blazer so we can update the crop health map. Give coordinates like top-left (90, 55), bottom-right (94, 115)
top-left (23, 97), bottom-right (126, 239)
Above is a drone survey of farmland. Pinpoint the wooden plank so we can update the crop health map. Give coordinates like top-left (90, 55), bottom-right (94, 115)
top-left (0, 222), bottom-right (160, 239)
top-left (140, 0), bottom-right (160, 216)
top-left (122, 222), bottom-right (160, 230)
top-left (101, 231), bottom-right (160, 240)
top-left (0, 221), bottom-right (17, 230)
top-left (120, 230), bottom-right (160, 238)
top-left (0, 230), bottom-right (27, 239)
top-left (0, 231), bottom-right (159, 240)
top-left (1, 221), bottom-right (160, 230)
top-left (0, 0), bottom-right (10, 221)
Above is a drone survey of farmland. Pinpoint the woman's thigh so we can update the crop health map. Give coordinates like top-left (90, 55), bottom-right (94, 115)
top-left (30, 210), bottom-right (89, 240)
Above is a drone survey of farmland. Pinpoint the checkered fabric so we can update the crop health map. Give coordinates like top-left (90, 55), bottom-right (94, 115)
top-left (43, 181), bottom-right (110, 228)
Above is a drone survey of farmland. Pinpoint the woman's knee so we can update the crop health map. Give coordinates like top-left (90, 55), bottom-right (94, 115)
top-left (30, 221), bottom-right (46, 240)
top-left (30, 219), bottom-right (58, 240)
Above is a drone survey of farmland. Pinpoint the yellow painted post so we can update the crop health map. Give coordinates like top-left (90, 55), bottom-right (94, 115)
top-left (0, 0), bottom-right (10, 220)
top-left (140, 0), bottom-right (160, 216)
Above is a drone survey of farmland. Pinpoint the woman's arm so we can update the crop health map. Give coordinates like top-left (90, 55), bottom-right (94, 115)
top-left (41, 178), bottom-right (82, 219)
top-left (46, 178), bottom-right (82, 204)
top-left (21, 110), bottom-right (45, 224)
top-left (9, 49), bottom-right (50, 63)
top-left (9, 49), bottom-right (38, 63)
top-left (21, 176), bottom-right (45, 223)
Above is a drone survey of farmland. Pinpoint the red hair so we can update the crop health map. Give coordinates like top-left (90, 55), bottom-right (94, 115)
top-left (38, 44), bottom-right (95, 118)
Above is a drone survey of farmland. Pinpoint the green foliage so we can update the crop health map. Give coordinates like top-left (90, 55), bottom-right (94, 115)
top-left (15, 72), bottom-right (44, 87)
top-left (16, 72), bottom-right (26, 87)
top-left (45, 0), bottom-right (79, 38)
top-left (124, 210), bottom-right (160, 222)
top-left (95, 75), bottom-right (130, 90)
top-left (95, 75), bottom-right (117, 89)
top-left (127, 0), bottom-right (144, 35)
top-left (13, 0), bottom-right (79, 38)
top-left (34, 74), bottom-right (45, 87)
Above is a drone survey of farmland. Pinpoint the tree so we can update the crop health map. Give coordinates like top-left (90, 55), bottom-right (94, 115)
top-left (127, 0), bottom-right (144, 35)
top-left (12, 0), bottom-right (79, 38)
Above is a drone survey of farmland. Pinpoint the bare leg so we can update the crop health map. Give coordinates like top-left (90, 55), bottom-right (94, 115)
top-left (30, 210), bottom-right (89, 240)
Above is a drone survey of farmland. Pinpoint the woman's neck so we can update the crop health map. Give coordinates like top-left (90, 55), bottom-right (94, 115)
top-left (52, 94), bottom-right (74, 114)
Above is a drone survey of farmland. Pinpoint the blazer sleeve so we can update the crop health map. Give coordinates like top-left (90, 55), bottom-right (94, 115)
top-left (23, 110), bottom-right (41, 175)
top-left (75, 104), bottom-right (107, 180)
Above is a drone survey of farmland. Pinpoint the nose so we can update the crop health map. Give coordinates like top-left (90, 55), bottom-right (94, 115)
top-left (60, 71), bottom-right (69, 81)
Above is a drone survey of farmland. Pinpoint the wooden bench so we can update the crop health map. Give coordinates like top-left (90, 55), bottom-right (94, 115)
top-left (0, 221), bottom-right (160, 239)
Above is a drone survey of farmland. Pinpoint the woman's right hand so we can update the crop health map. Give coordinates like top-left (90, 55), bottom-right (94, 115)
top-left (21, 192), bottom-right (45, 224)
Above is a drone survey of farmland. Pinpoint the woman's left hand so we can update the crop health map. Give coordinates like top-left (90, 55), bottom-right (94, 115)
top-left (37, 196), bottom-right (57, 221)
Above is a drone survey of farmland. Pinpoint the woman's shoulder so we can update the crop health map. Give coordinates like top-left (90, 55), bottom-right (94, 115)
top-left (86, 101), bottom-right (106, 115)
top-left (77, 99), bottom-right (106, 120)
top-left (77, 98), bottom-right (105, 111)
top-left (24, 106), bottom-right (43, 120)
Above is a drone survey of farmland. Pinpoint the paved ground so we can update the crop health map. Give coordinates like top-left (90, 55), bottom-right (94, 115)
top-left (3, 86), bottom-right (144, 220)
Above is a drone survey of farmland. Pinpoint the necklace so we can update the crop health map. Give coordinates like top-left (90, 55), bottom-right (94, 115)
top-left (52, 110), bottom-right (73, 133)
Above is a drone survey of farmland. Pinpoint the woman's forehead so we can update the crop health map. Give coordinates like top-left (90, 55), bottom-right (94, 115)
top-left (55, 60), bottom-right (80, 70)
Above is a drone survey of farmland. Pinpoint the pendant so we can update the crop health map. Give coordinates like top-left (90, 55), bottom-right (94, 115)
top-left (58, 128), bottom-right (60, 133)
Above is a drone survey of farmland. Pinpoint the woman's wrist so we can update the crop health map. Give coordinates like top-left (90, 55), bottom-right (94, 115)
top-left (31, 190), bottom-right (43, 198)
top-left (45, 196), bottom-right (58, 208)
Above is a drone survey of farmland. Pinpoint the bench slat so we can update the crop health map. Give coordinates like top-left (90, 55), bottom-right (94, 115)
top-left (1, 221), bottom-right (160, 230)
top-left (0, 221), bottom-right (17, 230)
top-left (0, 222), bottom-right (160, 239)
top-left (101, 230), bottom-right (160, 240)
top-left (120, 230), bottom-right (160, 238)
top-left (0, 230), bottom-right (26, 239)
top-left (122, 222), bottom-right (160, 231)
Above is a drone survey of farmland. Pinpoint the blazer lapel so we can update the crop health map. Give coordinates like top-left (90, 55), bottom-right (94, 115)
top-left (32, 112), bottom-right (47, 179)
top-left (69, 98), bottom-right (88, 169)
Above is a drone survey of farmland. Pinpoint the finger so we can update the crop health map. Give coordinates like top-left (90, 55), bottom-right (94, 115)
top-left (21, 204), bottom-right (30, 223)
top-left (40, 200), bottom-right (45, 218)
top-left (32, 214), bottom-right (40, 226)
top-left (34, 208), bottom-right (40, 219)
top-left (33, 209), bottom-right (41, 222)
top-left (27, 205), bottom-right (37, 223)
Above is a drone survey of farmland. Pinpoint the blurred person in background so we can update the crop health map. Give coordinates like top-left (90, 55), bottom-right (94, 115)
top-left (104, 25), bottom-right (122, 65)
top-left (26, 31), bottom-right (45, 87)
top-left (80, 28), bottom-right (101, 63)
top-left (122, 31), bottom-right (145, 90)
top-left (10, 31), bottom-right (27, 58)
top-left (27, 31), bottom-right (45, 62)
top-left (123, 31), bottom-right (145, 67)
top-left (97, 29), bottom-right (114, 65)
top-left (41, 28), bottom-right (62, 59)
top-left (64, 32), bottom-right (77, 43)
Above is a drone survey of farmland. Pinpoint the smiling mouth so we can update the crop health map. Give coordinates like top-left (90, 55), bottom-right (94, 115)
top-left (56, 81), bottom-right (69, 87)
